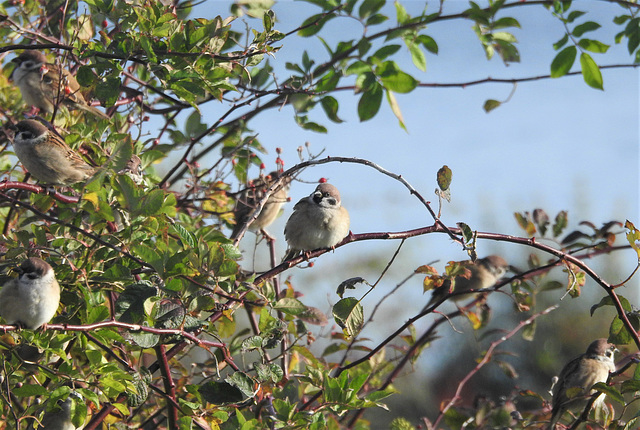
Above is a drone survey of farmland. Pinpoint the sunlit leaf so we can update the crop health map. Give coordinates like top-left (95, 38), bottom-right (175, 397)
top-left (580, 52), bottom-right (603, 89)
top-left (550, 46), bottom-right (577, 78)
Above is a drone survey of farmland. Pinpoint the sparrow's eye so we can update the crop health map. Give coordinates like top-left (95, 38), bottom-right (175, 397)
top-left (19, 131), bottom-right (33, 139)
top-left (26, 273), bottom-right (38, 280)
top-left (23, 60), bottom-right (35, 68)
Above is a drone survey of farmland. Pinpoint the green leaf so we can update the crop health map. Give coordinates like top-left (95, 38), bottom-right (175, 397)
top-left (577, 39), bottom-right (609, 53)
top-left (357, 38), bottom-right (372, 57)
top-left (315, 70), bottom-right (340, 92)
top-left (407, 41), bottom-right (426, 72)
top-left (198, 381), bottom-right (244, 405)
top-left (483, 99), bottom-right (501, 113)
top-left (552, 211), bottom-right (568, 237)
top-left (457, 222), bottom-right (474, 245)
top-left (320, 96), bottom-right (343, 123)
top-left (553, 33), bottom-right (569, 50)
top-left (378, 62), bottom-right (418, 93)
top-left (609, 315), bottom-right (634, 344)
top-left (13, 384), bottom-right (48, 396)
top-left (298, 14), bottom-right (334, 37)
top-left (263, 9), bottom-right (274, 32)
top-left (572, 21), bottom-right (601, 37)
top-left (358, 0), bottom-right (385, 19)
top-left (95, 76), bottom-right (122, 107)
top-left (346, 60), bottom-right (371, 76)
top-left (255, 362), bottom-right (284, 384)
top-left (336, 276), bottom-right (368, 298)
top-left (386, 90), bottom-right (406, 131)
top-left (580, 52), bottom-right (603, 90)
top-left (129, 330), bottom-right (160, 348)
top-left (366, 13), bottom-right (388, 26)
top-left (417, 34), bottom-right (438, 55)
top-left (390, 417), bottom-right (416, 430)
top-left (621, 379), bottom-right (640, 393)
top-left (395, 1), bottom-right (409, 25)
top-left (332, 297), bottom-right (364, 338)
top-left (566, 10), bottom-right (586, 24)
top-left (115, 282), bottom-right (158, 324)
top-left (492, 17), bottom-right (520, 29)
top-left (357, 82), bottom-right (383, 121)
top-left (273, 298), bottom-right (307, 316)
top-left (550, 46), bottom-right (577, 78)
top-left (592, 382), bottom-right (625, 405)
top-left (76, 65), bottom-right (98, 87)
top-left (171, 224), bottom-right (197, 249)
top-left (241, 335), bottom-right (264, 352)
top-left (437, 165), bottom-right (452, 191)
top-left (226, 371), bottom-right (256, 398)
top-left (372, 44), bottom-right (402, 61)
top-left (614, 15), bottom-right (631, 25)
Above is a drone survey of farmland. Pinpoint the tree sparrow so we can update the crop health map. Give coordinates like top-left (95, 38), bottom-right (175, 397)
top-left (283, 183), bottom-right (350, 260)
top-left (427, 255), bottom-right (509, 307)
top-left (10, 50), bottom-right (109, 119)
top-left (549, 338), bottom-right (617, 429)
top-left (231, 171), bottom-right (291, 240)
top-left (0, 258), bottom-right (61, 329)
top-left (10, 119), bottom-right (95, 185)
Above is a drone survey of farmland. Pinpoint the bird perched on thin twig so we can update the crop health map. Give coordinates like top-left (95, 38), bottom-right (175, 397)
top-left (10, 50), bottom-right (109, 119)
top-left (230, 171), bottom-right (291, 241)
top-left (283, 183), bottom-right (350, 261)
top-left (9, 119), bottom-right (95, 185)
top-left (426, 255), bottom-right (509, 308)
top-left (549, 338), bottom-right (617, 429)
top-left (0, 258), bottom-right (61, 329)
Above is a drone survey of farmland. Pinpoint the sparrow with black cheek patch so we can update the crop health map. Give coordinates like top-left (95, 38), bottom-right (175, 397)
top-left (283, 183), bottom-right (350, 260)
top-left (426, 255), bottom-right (509, 307)
top-left (231, 171), bottom-right (291, 240)
top-left (10, 119), bottom-right (95, 185)
top-left (10, 50), bottom-right (109, 119)
top-left (0, 258), bottom-right (61, 330)
top-left (549, 338), bottom-right (617, 429)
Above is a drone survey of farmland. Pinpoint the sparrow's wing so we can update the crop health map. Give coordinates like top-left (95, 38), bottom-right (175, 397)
top-left (551, 353), bottom-right (588, 421)
top-left (63, 146), bottom-right (95, 174)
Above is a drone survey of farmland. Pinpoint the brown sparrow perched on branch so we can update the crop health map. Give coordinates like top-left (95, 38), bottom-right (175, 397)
top-left (10, 119), bottom-right (95, 185)
top-left (283, 183), bottom-right (350, 260)
top-left (0, 258), bottom-right (61, 329)
top-left (426, 255), bottom-right (509, 307)
top-left (10, 50), bottom-right (109, 119)
top-left (231, 171), bottom-right (291, 240)
top-left (549, 338), bottom-right (617, 429)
